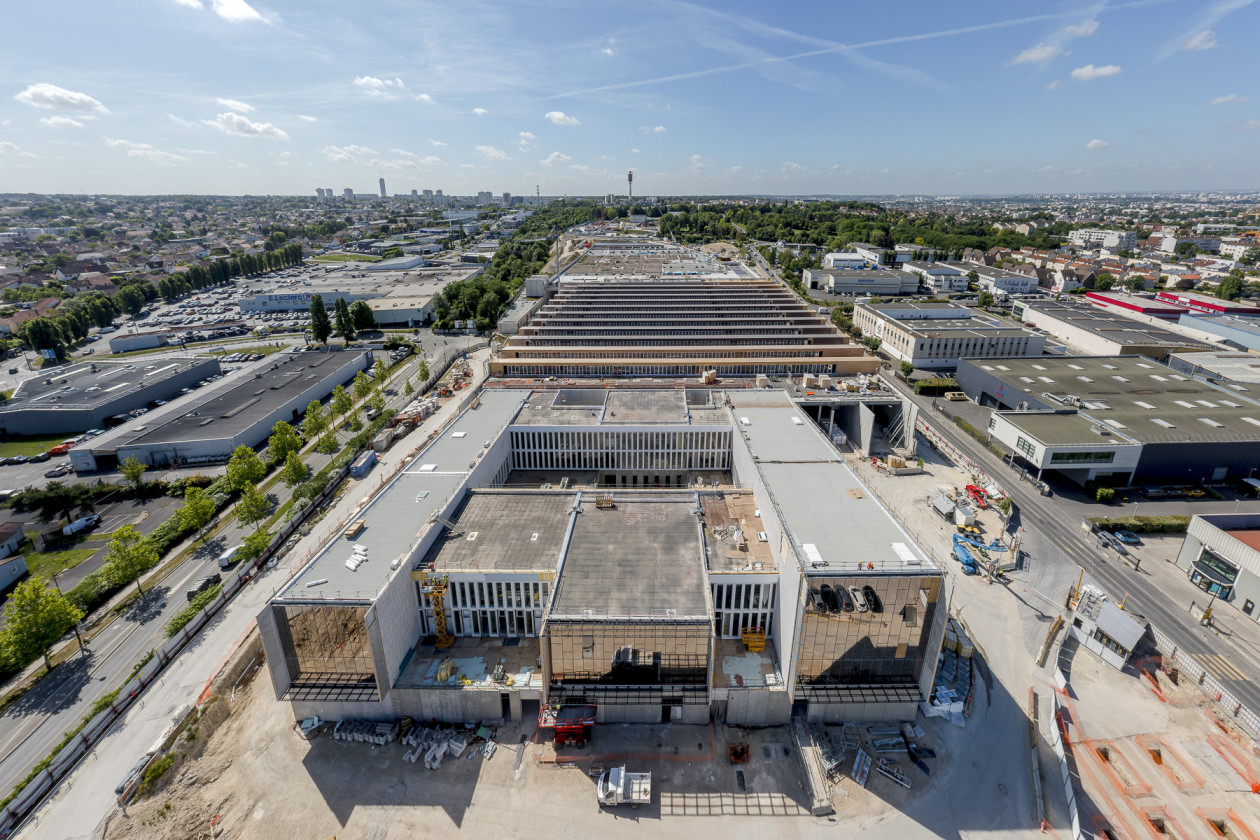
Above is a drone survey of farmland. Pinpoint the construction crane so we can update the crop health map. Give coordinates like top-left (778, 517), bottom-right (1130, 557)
top-left (420, 574), bottom-right (454, 649)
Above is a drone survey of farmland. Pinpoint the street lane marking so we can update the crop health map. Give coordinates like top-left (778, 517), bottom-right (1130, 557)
top-left (1199, 653), bottom-right (1249, 682)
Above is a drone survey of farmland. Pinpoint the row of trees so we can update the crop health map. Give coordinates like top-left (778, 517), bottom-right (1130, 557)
top-left (431, 276), bottom-right (513, 331)
top-left (307, 294), bottom-right (375, 344)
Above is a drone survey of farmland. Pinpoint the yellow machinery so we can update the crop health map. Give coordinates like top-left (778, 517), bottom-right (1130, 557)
top-left (741, 626), bottom-right (766, 653)
top-left (420, 574), bottom-right (454, 649)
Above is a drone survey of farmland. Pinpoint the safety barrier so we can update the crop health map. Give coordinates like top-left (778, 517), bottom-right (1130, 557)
top-left (1048, 693), bottom-right (1085, 840)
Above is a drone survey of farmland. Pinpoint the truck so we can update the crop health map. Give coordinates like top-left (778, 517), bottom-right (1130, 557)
top-left (597, 766), bottom-right (652, 807)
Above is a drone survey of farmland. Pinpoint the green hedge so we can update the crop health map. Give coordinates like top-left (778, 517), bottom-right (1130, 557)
top-left (166, 584), bottom-right (222, 638)
top-left (1089, 515), bottom-right (1191, 534)
top-left (951, 415), bottom-right (1007, 459)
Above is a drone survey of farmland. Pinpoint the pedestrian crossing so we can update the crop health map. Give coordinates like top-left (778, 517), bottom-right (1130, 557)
top-left (1197, 652), bottom-right (1250, 682)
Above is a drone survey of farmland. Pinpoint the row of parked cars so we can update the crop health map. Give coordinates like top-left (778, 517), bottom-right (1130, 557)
top-left (1096, 528), bottom-right (1141, 556)
top-left (219, 353), bottom-right (266, 364)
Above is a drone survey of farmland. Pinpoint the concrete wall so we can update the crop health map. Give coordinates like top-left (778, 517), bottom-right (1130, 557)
top-left (725, 687), bottom-right (791, 725)
top-left (857, 403), bottom-right (877, 453)
top-left (0, 555), bottom-right (27, 593)
top-left (805, 700), bottom-right (918, 724)
top-left (257, 604), bottom-right (293, 700)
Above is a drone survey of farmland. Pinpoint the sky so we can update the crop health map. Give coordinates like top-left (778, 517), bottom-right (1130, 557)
top-left (1, 0), bottom-right (1258, 197)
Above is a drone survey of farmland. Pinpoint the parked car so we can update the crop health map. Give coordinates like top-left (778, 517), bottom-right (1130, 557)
top-left (31, 452), bottom-right (51, 462)
top-left (1096, 530), bottom-right (1129, 556)
top-left (1113, 530), bottom-right (1141, 545)
top-left (44, 464), bottom-right (72, 478)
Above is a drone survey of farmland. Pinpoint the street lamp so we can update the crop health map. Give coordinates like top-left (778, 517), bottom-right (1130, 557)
top-left (51, 571), bottom-right (86, 652)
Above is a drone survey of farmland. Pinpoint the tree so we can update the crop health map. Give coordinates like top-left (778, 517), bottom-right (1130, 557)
top-left (899, 360), bottom-right (914, 376)
top-left (303, 400), bottom-right (327, 438)
top-left (120, 455), bottom-right (147, 489)
top-left (1217, 274), bottom-right (1244, 301)
top-left (237, 527), bottom-right (274, 565)
top-left (334, 298), bottom-right (355, 343)
top-left (350, 300), bottom-right (376, 331)
top-left (226, 445), bottom-right (266, 493)
top-left (352, 370), bottom-right (372, 403)
top-left (348, 414), bottom-right (364, 432)
top-left (977, 291), bottom-right (995, 308)
top-left (104, 525), bottom-right (159, 596)
top-left (404, 379), bottom-right (414, 397)
top-left (416, 360), bottom-right (429, 384)
top-left (965, 269), bottom-right (979, 285)
top-left (0, 577), bottom-right (84, 670)
top-left (175, 486), bottom-right (216, 537)
top-left (330, 384), bottom-right (353, 423)
top-left (309, 294), bottom-right (332, 344)
top-left (267, 421), bottom-right (302, 465)
top-left (280, 452), bottom-right (308, 488)
top-left (369, 393), bottom-right (386, 414)
top-left (1121, 274), bottom-right (1148, 293)
top-left (235, 487), bottom-right (270, 530)
top-left (1241, 248), bottom-right (1260, 267)
top-left (116, 285), bottom-right (146, 319)
top-left (315, 432), bottom-right (340, 455)
top-left (1093, 272), bottom-right (1116, 291)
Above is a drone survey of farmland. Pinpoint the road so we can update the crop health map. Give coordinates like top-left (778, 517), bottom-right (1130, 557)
top-left (888, 377), bottom-right (1260, 713)
top-left (14, 349), bottom-right (489, 840)
top-left (0, 349), bottom-right (443, 813)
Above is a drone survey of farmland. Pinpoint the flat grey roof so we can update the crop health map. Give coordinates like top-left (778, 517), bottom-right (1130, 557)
top-left (550, 496), bottom-right (707, 618)
top-left (605, 390), bottom-right (688, 424)
top-left (808, 269), bottom-right (916, 280)
top-left (1180, 313), bottom-right (1260, 337)
top-left (511, 389), bottom-right (725, 427)
top-left (730, 390), bottom-right (936, 575)
top-left (4, 358), bottom-right (215, 412)
top-left (422, 491), bottom-right (572, 572)
top-left (1168, 350), bottom-right (1260, 383)
top-left (120, 350), bottom-right (366, 446)
top-left (280, 389), bottom-right (530, 601)
top-left (1026, 300), bottom-right (1211, 348)
top-left (1001, 411), bottom-right (1141, 447)
top-left (971, 356), bottom-right (1260, 444)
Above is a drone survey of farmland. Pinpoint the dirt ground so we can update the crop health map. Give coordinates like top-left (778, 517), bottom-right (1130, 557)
top-left (1059, 641), bottom-right (1260, 840)
top-left (700, 242), bottom-right (740, 260)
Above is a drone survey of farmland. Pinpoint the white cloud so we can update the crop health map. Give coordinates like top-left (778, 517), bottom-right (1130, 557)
top-left (544, 110), bottom-right (580, 125)
top-left (473, 108), bottom-right (488, 116)
top-left (168, 113), bottom-right (196, 127)
top-left (1183, 30), bottom-right (1217, 50)
top-left (1045, 79), bottom-right (1062, 91)
top-left (0, 141), bottom-right (36, 158)
top-left (630, 148), bottom-right (640, 154)
top-left (415, 93), bottom-right (433, 103)
top-left (103, 137), bottom-right (187, 164)
top-left (652, 125), bottom-right (666, 133)
top-left (781, 161), bottom-right (805, 171)
top-left (172, 0), bottom-right (204, 7)
top-left (209, 0), bottom-right (266, 23)
top-left (216, 97), bottom-right (253, 112)
top-left (688, 154), bottom-right (713, 170)
top-left (15, 83), bottom-right (107, 114)
top-left (297, 114), bottom-right (318, 122)
top-left (519, 131), bottom-right (536, 140)
top-left (1009, 43), bottom-right (1065, 64)
top-left (320, 144), bottom-right (377, 163)
top-left (1085, 139), bottom-right (1111, 151)
top-left (475, 145), bottom-right (509, 160)
top-left (540, 151), bottom-right (571, 166)
top-left (1210, 94), bottom-right (1250, 105)
top-left (39, 116), bottom-right (84, 128)
top-left (429, 138), bottom-right (446, 147)
top-left (1226, 119), bottom-right (1260, 131)
top-left (517, 131), bottom-right (535, 151)
top-left (601, 47), bottom-right (614, 56)
top-left (1070, 64), bottom-right (1122, 81)
top-left (391, 148), bottom-right (416, 158)
top-left (569, 164), bottom-right (592, 174)
top-left (353, 76), bottom-right (406, 100)
top-left (203, 111), bottom-right (288, 140)
top-left (1060, 20), bottom-right (1099, 38)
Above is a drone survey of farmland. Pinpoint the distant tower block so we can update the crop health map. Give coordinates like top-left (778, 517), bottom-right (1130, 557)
top-left (379, 177), bottom-right (387, 198)
top-left (627, 170), bottom-right (633, 200)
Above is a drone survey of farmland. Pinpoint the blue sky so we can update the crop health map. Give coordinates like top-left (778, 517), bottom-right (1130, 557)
top-left (2, 0), bottom-right (1258, 196)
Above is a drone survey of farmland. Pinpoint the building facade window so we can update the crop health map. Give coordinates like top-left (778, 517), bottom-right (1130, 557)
top-left (1015, 436), bottom-right (1036, 459)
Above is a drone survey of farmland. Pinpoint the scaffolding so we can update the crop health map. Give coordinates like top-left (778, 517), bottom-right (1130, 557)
top-left (420, 575), bottom-right (455, 649)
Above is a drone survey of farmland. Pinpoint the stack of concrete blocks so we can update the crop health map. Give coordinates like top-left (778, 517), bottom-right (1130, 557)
top-left (802, 373), bottom-right (817, 388)
top-left (756, 374), bottom-right (769, 388)
top-left (818, 374), bottom-right (833, 389)
top-left (332, 719), bottom-right (400, 744)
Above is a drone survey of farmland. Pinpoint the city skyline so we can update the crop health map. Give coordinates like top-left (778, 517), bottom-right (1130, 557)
top-left (2, 0), bottom-right (1258, 196)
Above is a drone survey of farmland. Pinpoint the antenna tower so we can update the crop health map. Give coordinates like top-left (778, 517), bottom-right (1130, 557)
top-left (627, 170), bottom-right (633, 201)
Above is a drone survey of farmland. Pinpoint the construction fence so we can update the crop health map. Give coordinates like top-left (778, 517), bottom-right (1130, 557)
top-left (1147, 625), bottom-right (1260, 741)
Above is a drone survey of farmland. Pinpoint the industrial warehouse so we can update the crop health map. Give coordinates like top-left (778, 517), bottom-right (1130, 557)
top-left (257, 386), bottom-right (947, 727)
top-left (954, 355), bottom-right (1260, 485)
top-left (491, 241), bottom-right (877, 378)
top-left (0, 358), bottom-right (220, 436)
top-left (853, 301), bottom-right (1046, 370)
top-left (69, 349), bottom-right (369, 472)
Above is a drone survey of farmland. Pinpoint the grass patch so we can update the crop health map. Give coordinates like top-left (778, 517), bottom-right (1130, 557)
top-left (0, 434), bottom-right (70, 457)
top-left (22, 546), bottom-right (98, 579)
top-left (134, 752), bottom-right (177, 799)
top-left (311, 253), bottom-right (380, 263)
top-left (165, 584), bottom-right (222, 638)
top-left (1088, 515), bottom-right (1191, 534)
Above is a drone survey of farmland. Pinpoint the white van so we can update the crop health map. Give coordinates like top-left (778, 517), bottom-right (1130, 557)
top-left (217, 544), bottom-right (245, 569)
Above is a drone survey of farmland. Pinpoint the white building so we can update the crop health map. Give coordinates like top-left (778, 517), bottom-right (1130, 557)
top-left (822, 251), bottom-right (865, 269)
top-left (853, 302), bottom-right (1045, 370)
top-left (1068, 229), bottom-right (1137, 251)
top-left (903, 261), bottom-right (967, 293)
top-left (974, 266), bottom-right (1038, 296)
top-left (1219, 238), bottom-right (1256, 261)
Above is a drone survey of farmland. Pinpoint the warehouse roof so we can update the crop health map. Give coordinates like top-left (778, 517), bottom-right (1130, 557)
top-left (422, 491), bottom-right (572, 572)
top-left (1168, 350), bottom-right (1260, 384)
top-left (969, 356), bottom-right (1260, 444)
top-left (121, 350), bottom-right (366, 446)
top-left (1024, 300), bottom-right (1211, 350)
top-left (4, 358), bottom-right (216, 412)
top-left (998, 411), bottom-right (1142, 447)
top-left (511, 389), bottom-right (726, 427)
top-left (550, 495), bottom-right (708, 618)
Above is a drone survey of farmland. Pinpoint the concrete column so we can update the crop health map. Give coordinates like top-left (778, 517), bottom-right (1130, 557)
top-left (509, 691), bottom-right (523, 721)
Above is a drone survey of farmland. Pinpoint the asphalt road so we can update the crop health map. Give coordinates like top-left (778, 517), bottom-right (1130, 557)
top-left (889, 378), bottom-right (1260, 713)
top-left (0, 351), bottom-right (436, 808)
top-left (13, 349), bottom-right (488, 840)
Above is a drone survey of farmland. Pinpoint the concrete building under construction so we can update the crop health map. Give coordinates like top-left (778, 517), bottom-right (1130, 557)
top-left (257, 387), bottom-right (948, 727)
